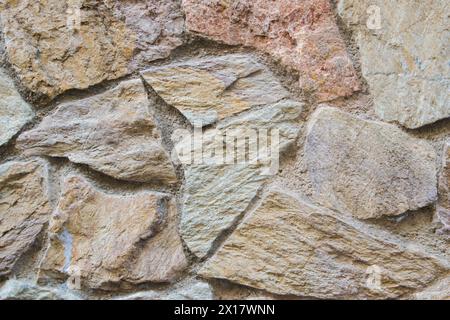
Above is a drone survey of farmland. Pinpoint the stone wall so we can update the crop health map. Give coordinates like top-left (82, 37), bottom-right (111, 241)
top-left (0, 0), bottom-right (448, 300)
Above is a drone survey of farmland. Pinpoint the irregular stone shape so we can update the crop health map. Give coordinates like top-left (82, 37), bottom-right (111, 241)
top-left (182, 0), bottom-right (360, 102)
top-left (115, 280), bottom-right (213, 300)
top-left (0, 68), bottom-right (34, 147)
top-left (0, 160), bottom-right (51, 277)
top-left (39, 175), bottom-right (188, 290)
top-left (338, 0), bottom-right (450, 128)
top-left (437, 142), bottom-right (450, 234)
top-left (17, 79), bottom-right (177, 184)
top-left (0, 0), bottom-right (135, 101)
top-left (106, 0), bottom-right (185, 67)
top-left (0, 279), bottom-right (81, 300)
top-left (414, 277), bottom-right (450, 300)
top-left (200, 190), bottom-right (449, 299)
top-left (141, 54), bottom-right (289, 126)
top-left (305, 106), bottom-right (437, 219)
top-left (176, 100), bottom-right (303, 257)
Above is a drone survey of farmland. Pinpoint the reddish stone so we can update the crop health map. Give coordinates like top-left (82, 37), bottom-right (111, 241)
top-left (182, 0), bottom-right (361, 101)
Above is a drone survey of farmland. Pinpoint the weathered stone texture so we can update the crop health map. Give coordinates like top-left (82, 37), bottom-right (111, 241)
top-left (0, 68), bottom-right (34, 147)
top-left (177, 100), bottom-right (303, 258)
top-left (115, 280), bottom-right (213, 300)
top-left (106, 0), bottom-right (185, 67)
top-left (1, 0), bottom-right (448, 301)
top-left (182, 0), bottom-right (361, 101)
top-left (305, 107), bottom-right (437, 219)
top-left (338, 0), bottom-right (450, 128)
top-left (39, 175), bottom-right (187, 290)
top-left (437, 142), bottom-right (450, 235)
top-left (144, 53), bottom-right (303, 258)
top-left (0, 160), bottom-right (51, 276)
top-left (17, 79), bottom-right (177, 184)
top-left (200, 190), bottom-right (449, 299)
top-left (414, 276), bottom-right (450, 300)
top-left (0, 279), bottom-right (81, 300)
top-left (141, 54), bottom-right (289, 126)
top-left (0, 0), bottom-right (135, 101)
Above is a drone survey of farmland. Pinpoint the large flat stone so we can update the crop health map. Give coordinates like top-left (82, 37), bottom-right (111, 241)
top-left (0, 68), bottom-right (33, 147)
top-left (338, 0), bottom-right (450, 128)
top-left (39, 175), bottom-right (188, 290)
top-left (0, 160), bottom-right (51, 276)
top-left (305, 107), bottom-right (437, 219)
top-left (177, 100), bottom-right (303, 257)
top-left (17, 79), bottom-right (177, 184)
top-left (182, 0), bottom-right (361, 102)
top-left (141, 54), bottom-right (289, 126)
top-left (0, 0), bottom-right (135, 101)
top-left (200, 189), bottom-right (449, 299)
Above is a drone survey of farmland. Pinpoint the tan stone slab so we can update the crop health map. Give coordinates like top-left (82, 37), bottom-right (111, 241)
top-left (141, 54), bottom-right (290, 126)
top-left (17, 79), bottom-right (177, 184)
top-left (305, 106), bottom-right (437, 219)
top-left (0, 68), bottom-right (33, 147)
top-left (0, 0), bottom-right (135, 101)
top-left (39, 175), bottom-right (188, 290)
top-left (0, 160), bottom-right (51, 276)
top-left (338, 0), bottom-right (450, 128)
top-left (200, 189), bottom-right (449, 299)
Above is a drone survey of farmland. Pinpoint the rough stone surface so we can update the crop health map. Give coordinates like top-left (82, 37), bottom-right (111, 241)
top-left (414, 277), bottom-right (450, 300)
top-left (0, 0), bottom-right (135, 101)
top-left (200, 190), bottom-right (449, 299)
top-left (305, 107), bottom-right (437, 219)
top-left (182, 0), bottom-right (361, 101)
top-left (338, 0), bottom-right (450, 128)
top-left (106, 0), bottom-right (185, 67)
top-left (17, 79), bottom-right (177, 184)
top-left (0, 160), bottom-right (51, 277)
top-left (211, 281), bottom-right (278, 300)
top-left (0, 279), bottom-right (81, 300)
top-left (0, 68), bottom-right (34, 147)
top-left (39, 175), bottom-right (188, 290)
top-left (177, 100), bottom-right (303, 257)
top-left (1, 0), bottom-right (448, 301)
top-left (437, 142), bottom-right (450, 235)
top-left (141, 54), bottom-right (289, 126)
top-left (115, 280), bottom-right (213, 300)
